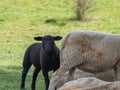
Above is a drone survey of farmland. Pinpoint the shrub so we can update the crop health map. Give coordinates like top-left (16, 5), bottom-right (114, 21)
top-left (75, 0), bottom-right (95, 20)
top-left (74, 0), bottom-right (95, 20)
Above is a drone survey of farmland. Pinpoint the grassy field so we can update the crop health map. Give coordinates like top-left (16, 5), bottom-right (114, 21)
top-left (0, 0), bottom-right (120, 90)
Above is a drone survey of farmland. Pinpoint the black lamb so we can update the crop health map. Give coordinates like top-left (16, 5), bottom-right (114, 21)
top-left (20, 35), bottom-right (62, 90)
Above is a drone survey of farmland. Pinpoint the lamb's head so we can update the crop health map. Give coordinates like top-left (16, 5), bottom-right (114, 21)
top-left (34, 35), bottom-right (62, 54)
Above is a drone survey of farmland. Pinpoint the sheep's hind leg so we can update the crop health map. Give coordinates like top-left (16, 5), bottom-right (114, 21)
top-left (117, 67), bottom-right (120, 81)
top-left (31, 67), bottom-right (41, 90)
top-left (67, 67), bottom-right (76, 81)
top-left (20, 63), bottom-right (32, 89)
top-left (115, 60), bottom-right (120, 81)
top-left (48, 69), bottom-right (67, 90)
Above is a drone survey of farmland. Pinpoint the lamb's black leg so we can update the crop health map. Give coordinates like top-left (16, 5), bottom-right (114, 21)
top-left (42, 69), bottom-right (49, 90)
top-left (31, 67), bottom-right (41, 90)
top-left (20, 63), bottom-right (32, 89)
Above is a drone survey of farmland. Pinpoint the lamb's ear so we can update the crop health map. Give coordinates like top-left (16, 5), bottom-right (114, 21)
top-left (34, 37), bottom-right (42, 41)
top-left (54, 36), bottom-right (62, 41)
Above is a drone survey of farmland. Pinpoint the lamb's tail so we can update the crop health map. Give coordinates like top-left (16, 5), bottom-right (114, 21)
top-left (22, 46), bottom-right (32, 67)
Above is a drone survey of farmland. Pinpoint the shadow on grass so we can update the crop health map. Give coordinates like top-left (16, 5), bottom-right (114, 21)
top-left (68, 17), bottom-right (100, 22)
top-left (45, 17), bottom-right (98, 27)
top-left (45, 18), bottom-right (67, 26)
top-left (0, 65), bottom-right (45, 90)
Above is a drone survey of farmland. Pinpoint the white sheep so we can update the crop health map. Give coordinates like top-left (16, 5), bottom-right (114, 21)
top-left (58, 77), bottom-right (120, 90)
top-left (56, 69), bottom-right (114, 89)
top-left (49, 30), bottom-right (120, 90)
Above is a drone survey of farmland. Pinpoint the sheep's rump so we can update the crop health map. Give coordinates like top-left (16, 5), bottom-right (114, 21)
top-left (60, 30), bottom-right (120, 73)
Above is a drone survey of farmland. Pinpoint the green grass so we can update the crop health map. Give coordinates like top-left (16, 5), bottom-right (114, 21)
top-left (0, 0), bottom-right (120, 90)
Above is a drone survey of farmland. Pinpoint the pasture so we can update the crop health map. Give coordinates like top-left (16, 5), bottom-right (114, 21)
top-left (0, 0), bottom-right (120, 90)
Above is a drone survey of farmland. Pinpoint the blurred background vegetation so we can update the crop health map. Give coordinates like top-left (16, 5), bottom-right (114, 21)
top-left (0, 0), bottom-right (120, 90)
